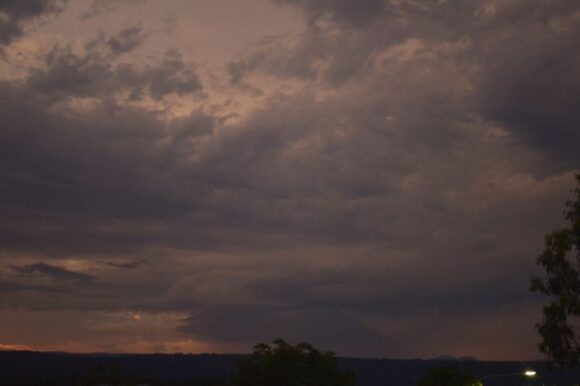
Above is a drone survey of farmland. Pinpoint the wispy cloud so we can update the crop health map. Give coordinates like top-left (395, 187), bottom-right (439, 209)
top-left (10, 263), bottom-right (96, 283)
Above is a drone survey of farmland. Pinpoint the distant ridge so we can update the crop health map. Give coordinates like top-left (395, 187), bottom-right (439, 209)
top-left (432, 355), bottom-right (479, 362)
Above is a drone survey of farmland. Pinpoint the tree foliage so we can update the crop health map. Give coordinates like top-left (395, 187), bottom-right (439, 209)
top-left (77, 364), bottom-right (137, 386)
top-left (417, 366), bottom-right (482, 386)
top-left (531, 173), bottom-right (580, 368)
top-left (232, 339), bottom-right (355, 386)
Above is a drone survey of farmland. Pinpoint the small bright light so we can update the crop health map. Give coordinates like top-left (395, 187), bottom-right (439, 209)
top-left (524, 370), bottom-right (536, 377)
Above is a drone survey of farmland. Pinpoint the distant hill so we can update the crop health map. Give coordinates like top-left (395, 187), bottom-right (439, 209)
top-left (432, 355), bottom-right (479, 362)
top-left (0, 351), bottom-right (578, 386)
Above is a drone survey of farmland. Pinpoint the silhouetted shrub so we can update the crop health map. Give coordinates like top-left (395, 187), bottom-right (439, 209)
top-left (232, 339), bottom-right (355, 386)
top-left (418, 365), bottom-right (482, 386)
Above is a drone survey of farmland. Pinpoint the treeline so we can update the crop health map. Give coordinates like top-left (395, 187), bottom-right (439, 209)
top-left (0, 372), bottom-right (227, 386)
top-left (2, 340), bottom-right (580, 386)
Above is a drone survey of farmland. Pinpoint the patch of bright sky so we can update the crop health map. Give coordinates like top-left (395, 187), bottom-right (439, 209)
top-left (32, 0), bottom-right (302, 72)
top-left (0, 309), bottom-right (210, 354)
top-left (4, 0), bottom-right (305, 121)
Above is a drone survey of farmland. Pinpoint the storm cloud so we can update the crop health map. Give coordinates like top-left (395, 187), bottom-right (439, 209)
top-left (0, 0), bottom-right (66, 45)
top-left (0, 0), bottom-right (578, 359)
top-left (27, 36), bottom-right (203, 100)
top-left (10, 262), bottom-right (95, 282)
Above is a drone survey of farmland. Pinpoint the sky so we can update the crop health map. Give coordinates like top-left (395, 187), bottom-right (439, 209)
top-left (0, 0), bottom-right (579, 360)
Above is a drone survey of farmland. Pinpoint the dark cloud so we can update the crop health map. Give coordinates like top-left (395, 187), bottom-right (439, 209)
top-left (0, 82), bottom-right (174, 254)
top-left (255, 0), bottom-right (580, 163)
top-left (181, 0), bottom-right (578, 354)
top-left (27, 41), bottom-right (203, 101)
top-left (10, 262), bottom-right (95, 282)
top-left (274, 0), bottom-right (386, 27)
top-left (81, 0), bottom-right (142, 20)
top-left (0, 0), bottom-right (66, 45)
top-left (478, 25), bottom-right (580, 168)
top-left (104, 261), bottom-right (142, 269)
top-left (242, 268), bottom-right (532, 316)
top-left (142, 50), bottom-right (204, 100)
top-left (106, 26), bottom-right (146, 54)
top-left (179, 306), bottom-right (387, 356)
top-left (169, 261), bottom-right (537, 356)
top-left (0, 280), bottom-right (63, 293)
top-left (275, 0), bottom-right (579, 33)
top-left (0, 0), bottom-right (578, 358)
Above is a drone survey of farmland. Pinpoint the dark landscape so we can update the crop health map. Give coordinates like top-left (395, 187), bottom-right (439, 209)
top-left (1, 351), bottom-right (579, 386)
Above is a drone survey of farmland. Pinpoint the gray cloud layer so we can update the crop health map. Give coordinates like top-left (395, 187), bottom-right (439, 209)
top-left (274, 0), bottom-right (387, 27)
top-left (10, 262), bottom-right (95, 282)
top-left (28, 31), bottom-right (202, 101)
top-left (0, 0), bottom-right (578, 358)
top-left (0, 0), bottom-right (66, 45)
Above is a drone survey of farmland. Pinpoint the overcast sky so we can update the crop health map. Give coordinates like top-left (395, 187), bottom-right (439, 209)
top-left (0, 0), bottom-right (579, 360)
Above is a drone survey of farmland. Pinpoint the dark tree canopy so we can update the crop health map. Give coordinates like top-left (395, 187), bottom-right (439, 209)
top-left (418, 366), bottom-right (482, 386)
top-left (77, 364), bottom-right (135, 386)
top-left (531, 173), bottom-right (580, 368)
top-left (232, 339), bottom-right (355, 386)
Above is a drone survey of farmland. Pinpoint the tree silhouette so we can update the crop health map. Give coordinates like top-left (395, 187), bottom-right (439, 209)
top-left (418, 366), bottom-right (482, 386)
top-left (77, 364), bottom-right (136, 386)
top-left (531, 173), bottom-right (580, 367)
top-left (232, 339), bottom-right (355, 386)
